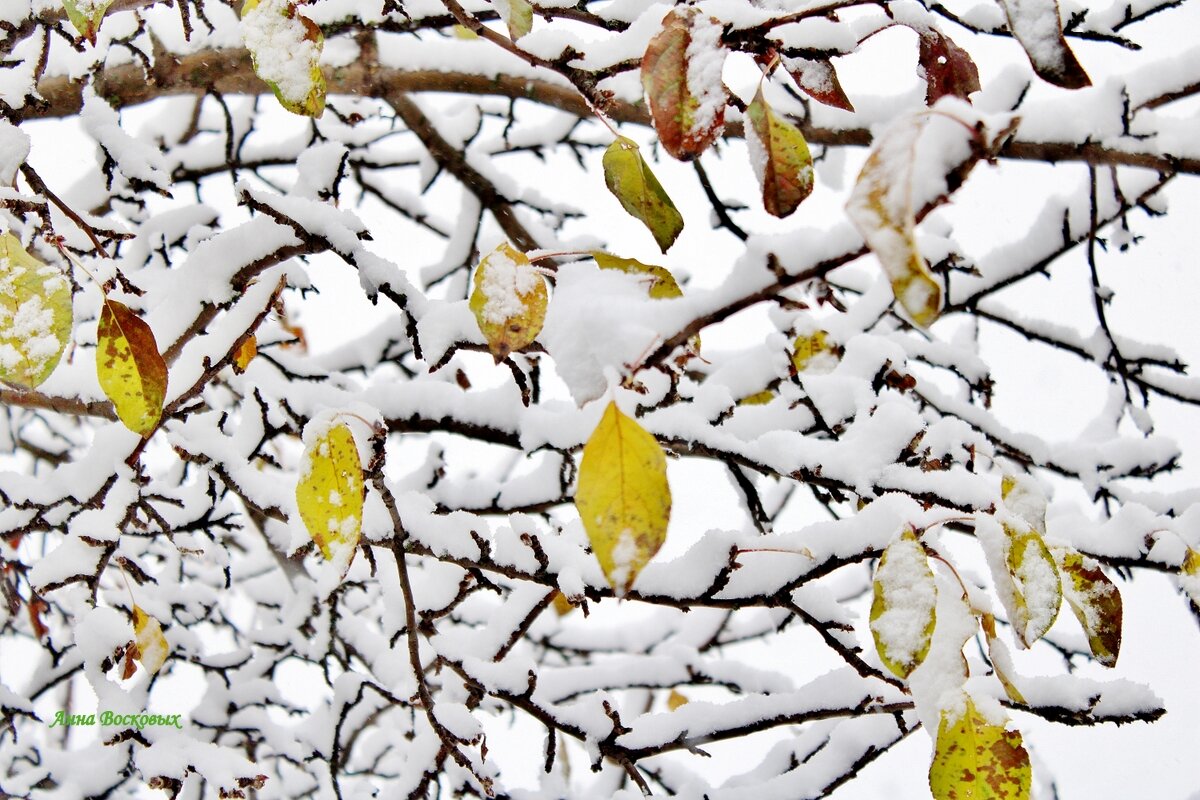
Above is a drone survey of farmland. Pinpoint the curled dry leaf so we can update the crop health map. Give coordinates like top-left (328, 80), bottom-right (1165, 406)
top-left (642, 7), bottom-right (728, 161)
top-left (133, 605), bottom-right (169, 676)
top-left (0, 233), bottom-right (72, 390)
top-left (995, 0), bottom-right (1090, 89)
top-left (745, 86), bottom-right (814, 218)
top-left (602, 137), bottom-right (685, 253)
top-left (1052, 546), bottom-right (1122, 667)
top-left (63, 0), bottom-right (114, 43)
top-left (575, 401), bottom-right (671, 595)
top-left (96, 298), bottom-right (168, 437)
top-left (468, 242), bottom-right (547, 362)
top-left (930, 694), bottom-right (1031, 800)
top-left (241, 0), bottom-right (327, 117)
top-left (870, 528), bottom-right (937, 679)
top-left (296, 421), bottom-right (365, 569)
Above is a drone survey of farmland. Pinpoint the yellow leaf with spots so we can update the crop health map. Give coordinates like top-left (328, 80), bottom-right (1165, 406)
top-left (603, 136), bottom-right (684, 253)
top-left (469, 242), bottom-right (547, 362)
top-left (1003, 523), bottom-right (1061, 647)
top-left (133, 605), bottom-right (169, 676)
top-left (96, 298), bottom-right (167, 437)
top-left (746, 86), bottom-right (814, 218)
top-left (870, 527), bottom-right (936, 679)
top-left (233, 335), bottom-right (257, 374)
top-left (0, 234), bottom-right (72, 389)
top-left (296, 421), bottom-right (364, 566)
top-left (1052, 546), bottom-right (1121, 667)
top-left (575, 401), bottom-right (671, 594)
top-left (930, 695), bottom-right (1030, 800)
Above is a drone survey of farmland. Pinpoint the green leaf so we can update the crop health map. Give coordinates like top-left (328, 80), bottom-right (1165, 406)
top-left (241, 0), bottom-right (326, 117)
top-left (930, 695), bottom-right (1031, 800)
top-left (296, 421), bottom-right (364, 567)
top-left (575, 401), bottom-right (671, 594)
top-left (495, 0), bottom-right (533, 40)
top-left (870, 527), bottom-right (937, 679)
top-left (133, 605), bottom-right (169, 676)
top-left (602, 136), bottom-right (685, 253)
top-left (1052, 546), bottom-right (1122, 667)
top-left (96, 298), bottom-right (168, 437)
top-left (641, 7), bottom-right (728, 161)
top-left (592, 252), bottom-right (683, 299)
top-left (468, 242), bottom-right (548, 361)
top-left (1003, 523), bottom-right (1062, 647)
top-left (845, 114), bottom-right (944, 328)
top-left (62, 0), bottom-right (114, 43)
top-left (0, 233), bottom-right (72, 389)
top-left (745, 86), bottom-right (814, 218)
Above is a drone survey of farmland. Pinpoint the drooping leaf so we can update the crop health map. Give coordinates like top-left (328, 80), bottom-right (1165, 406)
top-left (870, 527), bottom-right (937, 679)
top-left (1001, 474), bottom-right (1047, 533)
top-left (0, 234), bottom-right (72, 389)
top-left (494, 0), bottom-right (533, 40)
top-left (63, 0), bottom-right (114, 43)
top-left (96, 298), bottom-right (168, 437)
top-left (1052, 546), bottom-right (1122, 667)
top-left (784, 56), bottom-right (854, 112)
top-left (1003, 523), bottom-right (1062, 647)
top-left (995, 0), bottom-right (1090, 89)
top-left (296, 421), bottom-right (364, 566)
top-left (641, 7), bottom-right (728, 161)
top-left (917, 29), bottom-right (981, 104)
top-left (930, 695), bottom-right (1031, 800)
top-left (133, 605), bottom-right (169, 676)
top-left (241, 0), bottom-right (326, 117)
top-left (745, 86), bottom-right (814, 218)
top-left (845, 113), bottom-right (948, 327)
top-left (575, 401), bottom-right (671, 595)
top-left (602, 136), bottom-right (685, 253)
top-left (592, 252), bottom-right (683, 299)
top-left (981, 613), bottom-right (1026, 704)
top-left (233, 335), bottom-right (257, 374)
top-left (791, 329), bottom-right (838, 374)
top-left (468, 242), bottom-right (547, 361)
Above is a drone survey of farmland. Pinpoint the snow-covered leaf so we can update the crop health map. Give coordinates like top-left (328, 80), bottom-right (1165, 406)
top-left (981, 613), bottom-right (1026, 704)
top-left (870, 528), bottom-right (937, 679)
top-left (602, 136), bottom-right (684, 253)
top-left (241, 0), bottom-right (326, 117)
top-left (641, 7), bottom-right (728, 161)
top-left (1003, 523), bottom-right (1062, 647)
top-left (296, 420), bottom-right (364, 567)
top-left (575, 401), bottom-right (671, 595)
top-left (784, 57), bottom-right (854, 112)
top-left (1001, 474), bottom-right (1047, 533)
top-left (133, 605), bottom-right (169, 676)
top-left (995, 0), bottom-right (1090, 89)
top-left (930, 695), bottom-right (1031, 800)
top-left (96, 298), bottom-right (167, 436)
top-left (745, 86), bottom-right (814, 218)
top-left (1053, 546), bottom-right (1121, 667)
top-left (468, 242), bottom-right (547, 362)
top-left (0, 233), bottom-right (71, 389)
top-left (592, 252), bottom-right (683, 299)
top-left (791, 329), bottom-right (837, 374)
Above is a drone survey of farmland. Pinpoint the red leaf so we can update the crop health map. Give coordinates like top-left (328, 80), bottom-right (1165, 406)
top-left (996, 0), bottom-right (1090, 89)
top-left (918, 30), bottom-right (981, 104)
top-left (784, 57), bottom-right (855, 112)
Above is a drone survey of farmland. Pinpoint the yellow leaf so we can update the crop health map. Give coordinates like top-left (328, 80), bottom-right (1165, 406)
top-left (845, 114), bottom-right (944, 327)
top-left (1000, 474), bottom-right (1046, 534)
top-left (62, 0), bottom-right (113, 43)
top-left (133, 605), bottom-right (169, 676)
top-left (1053, 546), bottom-right (1121, 667)
top-left (737, 389), bottom-right (774, 406)
top-left (96, 298), bottom-right (168, 437)
top-left (791, 329), bottom-right (837, 374)
top-left (551, 591), bottom-right (574, 617)
top-left (667, 689), bottom-right (688, 710)
top-left (468, 242), bottom-right (547, 361)
top-left (746, 86), bottom-right (814, 218)
top-left (233, 335), bottom-right (257, 374)
top-left (575, 401), bottom-right (671, 594)
top-left (592, 252), bottom-right (683, 299)
top-left (602, 136), bottom-right (685, 253)
top-left (930, 695), bottom-right (1031, 800)
top-left (981, 613), bottom-right (1026, 704)
top-left (870, 527), bottom-right (937, 679)
top-left (495, 0), bottom-right (533, 39)
top-left (0, 234), bottom-right (72, 389)
top-left (296, 421), bottom-right (364, 565)
top-left (1003, 523), bottom-right (1061, 648)
top-left (241, 0), bottom-right (326, 117)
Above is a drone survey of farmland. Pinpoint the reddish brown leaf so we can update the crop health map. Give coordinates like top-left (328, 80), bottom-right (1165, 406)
top-left (918, 30), bottom-right (981, 104)
top-left (784, 57), bottom-right (854, 112)
top-left (996, 0), bottom-right (1090, 89)
top-left (641, 7), bottom-right (728, 161)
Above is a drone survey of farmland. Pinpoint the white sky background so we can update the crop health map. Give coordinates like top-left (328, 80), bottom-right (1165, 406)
top-left (14, 0), bottom-right (1200, 797)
